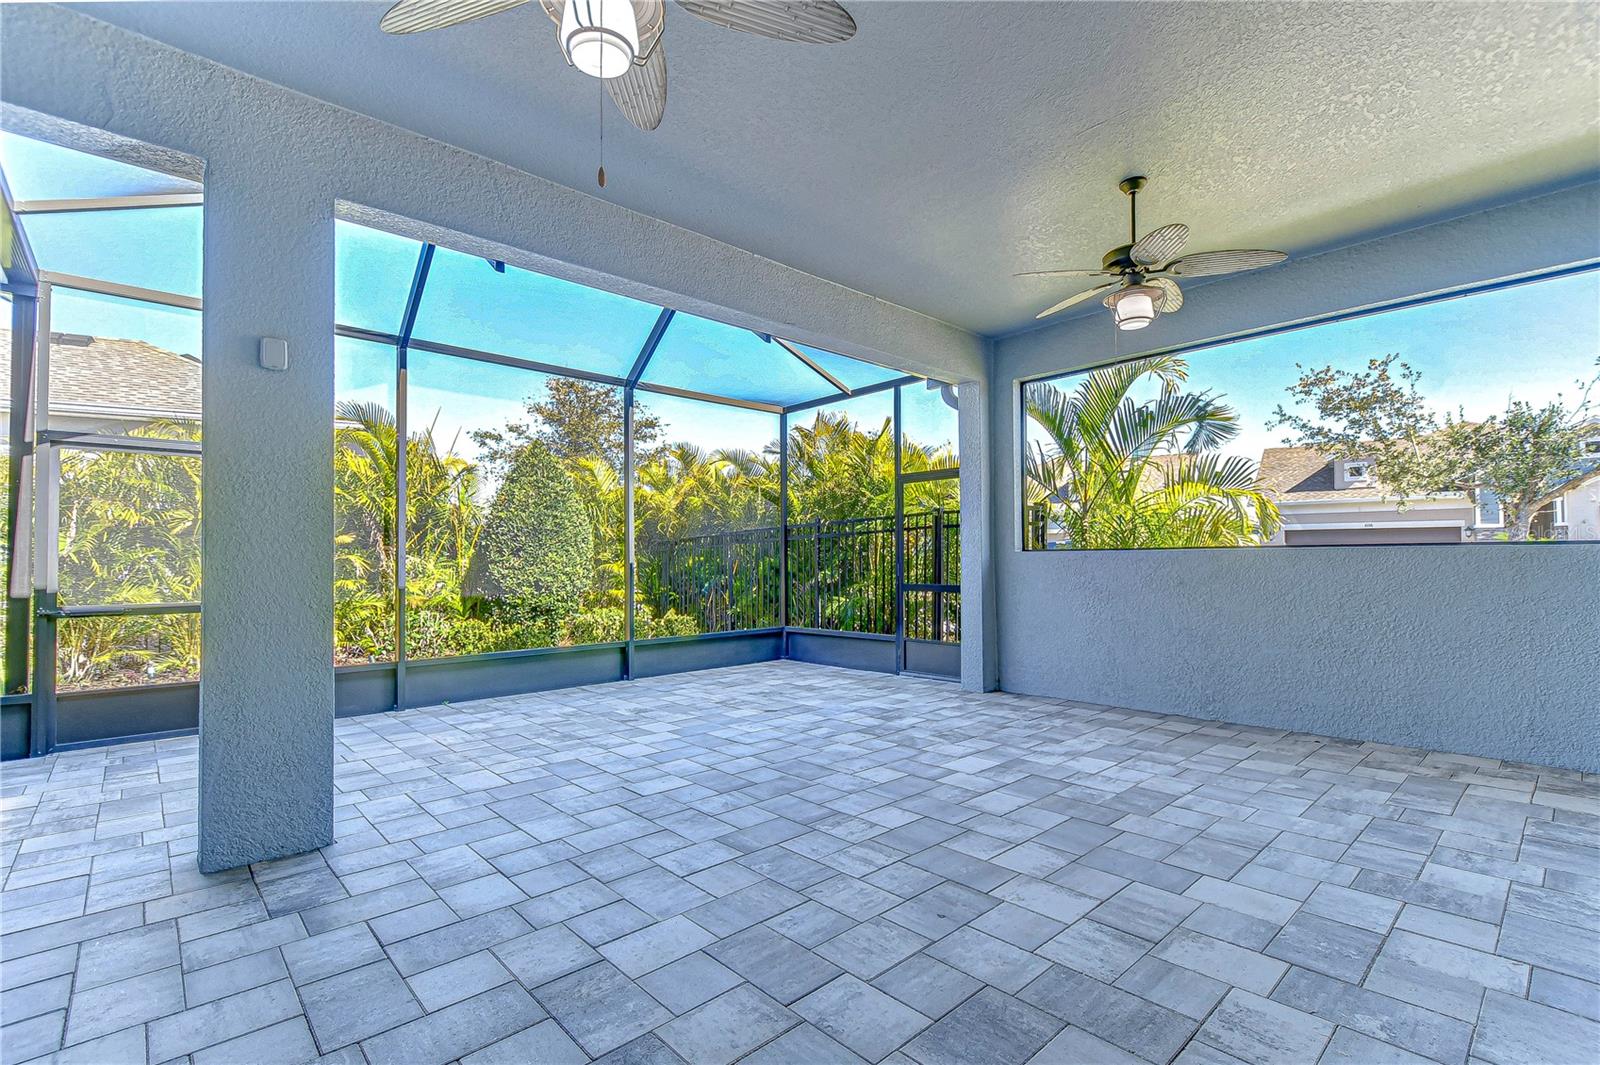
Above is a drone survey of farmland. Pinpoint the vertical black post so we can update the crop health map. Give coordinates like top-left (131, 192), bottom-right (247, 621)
top-left (29, 284), bottom-right (56, 755)
top-left (778, 412), bottom-right (788, 653)
top-left (394, 347), bottom-right (408, 711)
top-left (932, 506), bottom-right (944, 642)
top-left (623, 385), bottom-right (636, 679)
top-left (893, 386), bottom-right (905, 673)
top-left (812, 521), bottom-right (821, 629)
top-left (5, 291), bottom-right (35, 694)
top-left (393, 244), bottom-right (433, 713)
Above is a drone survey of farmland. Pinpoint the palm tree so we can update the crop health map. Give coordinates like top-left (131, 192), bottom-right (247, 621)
top-left (332, 401), bottom-right (481, 661)
top-left (1024, 356), bottom-right (1279, 549)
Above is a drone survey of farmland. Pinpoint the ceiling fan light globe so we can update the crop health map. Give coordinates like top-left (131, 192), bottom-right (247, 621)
top-left (1107, 285), bottom-right (1159, 330)
top-left (560, 0), bottom-right (639, 78)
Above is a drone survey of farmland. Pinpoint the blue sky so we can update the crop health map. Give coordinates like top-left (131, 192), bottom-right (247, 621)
top-left (10, 130), bottom-right (1587, 475)
top-left (1028, 269), bottom-right (1600, 463)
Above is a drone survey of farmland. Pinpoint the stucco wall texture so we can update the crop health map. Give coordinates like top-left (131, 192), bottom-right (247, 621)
top-left (1000, 547), bottom-right (1599, 772)
top-left (0, 7), bottom-right (983, 871)
top-left (992, 183), bottom-right (1600, 773)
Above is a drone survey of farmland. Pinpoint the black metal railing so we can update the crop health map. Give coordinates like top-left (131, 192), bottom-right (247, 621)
top-left (638, 525), bottom-right (783, 633)
top-left (639, 509), bottom-right (960, 642)
top-left (903, 507), bottom-right (961, 642)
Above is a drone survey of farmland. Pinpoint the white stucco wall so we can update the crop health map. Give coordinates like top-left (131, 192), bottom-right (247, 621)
top-left (991, 184), bottom-right (1600, 772)
top-left (0, 6), bottom-right (985, 869)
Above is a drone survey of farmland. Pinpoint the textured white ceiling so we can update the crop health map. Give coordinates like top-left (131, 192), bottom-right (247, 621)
top-left (69, 1), bottom-right (1600, 336)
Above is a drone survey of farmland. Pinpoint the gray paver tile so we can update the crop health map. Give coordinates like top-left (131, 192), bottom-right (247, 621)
top-left (1027, 1025), bottom-right (1146, 1065)
top-left (534, 961), bottom-right (673, 1058)
top-left (706, 923), bottom-right (841, 1003)
top-left (460, 1019), bottom-right (587, 1065)
top-left (657, 984), bottom-right (798, 1065)
top-left (925, 926), bottom-right (1051, 993)
top-left (1018, 966), bottom-right (1196, 1064)
top-left (1529, 967), bottom-right (1600, 1023)
top-left (1265, 911), bottom-right (1386, 984)
top-left (1153, 928), bottom-right (1288, 995)
top-left (599, 915), bottom-right (715, 979)
top-left (1471, 990), bottom-right (1600, 1065)
top-left (872, 954), bottom-right (983, 1020)
top-left (637, 950), bottom-right (744, 1014)
top-left (359, 982), bottom-right (544, 1065)
top-left (405, 949), bottom-right (515, 1012)
top-left (590, 1031), bottom-right (690, 1065)
top-left (75, 920), bottom-right (179, 990)
top-left (190, 1016), bottom-right (318, 1065)
top-left (1273, 965), bottom-right (1473, 1065)
top-left (299, 960), bottom-right (424, 1052)
top-left (5, 663), bottom-right (1598, 1065)
top-left (903, 986), bottom-right (1064, 1065)
top-left (147, 978), bottom-right (301, 1062)
top-left (62, 964), bottom-right (184, 1047)
top-left (1114, 956), bottom-right (1228, 1021)
top-left (280, 922), bottom-right (384, 985)
top-left (1037, 918), bottom-right (1150, 982)
top-left (796, 974), bottom-right (931, 1062)
top-left (817, 916), bottom-right (929, 980)
top-left (1090, 882), bottom-right (1202, 942)
top-left (1195, 988), bottom-right (1334, 1065)
top-left (741, 1022), bottom-right (867, 1064)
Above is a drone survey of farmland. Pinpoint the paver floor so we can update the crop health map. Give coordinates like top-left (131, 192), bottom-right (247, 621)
top-left (2, 661), bottom-right (1597, 1065)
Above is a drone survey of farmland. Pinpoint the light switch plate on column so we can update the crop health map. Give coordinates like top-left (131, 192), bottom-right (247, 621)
top-left (259, 337), bottom-right (289, 371)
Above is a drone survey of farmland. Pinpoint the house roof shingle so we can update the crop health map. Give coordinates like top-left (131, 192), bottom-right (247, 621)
top-left (0, 328), bottom-right (201, 423)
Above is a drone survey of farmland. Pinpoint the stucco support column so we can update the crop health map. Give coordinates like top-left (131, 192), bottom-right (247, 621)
top-left (198, 164), bottom-right (335, 872)
top-left (958, 376), bottom-right (998, 692)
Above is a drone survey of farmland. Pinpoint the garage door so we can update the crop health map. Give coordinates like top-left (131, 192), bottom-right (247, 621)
top-left (1284, 526), bottom-right (1462, 546)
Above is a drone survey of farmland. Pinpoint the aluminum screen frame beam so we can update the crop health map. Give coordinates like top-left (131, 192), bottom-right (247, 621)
top-left (392, 242), bottom-right (435, 713)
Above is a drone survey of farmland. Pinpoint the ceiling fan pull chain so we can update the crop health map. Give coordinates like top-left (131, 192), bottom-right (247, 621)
top-left (597, 44), bottom-right (607, 188)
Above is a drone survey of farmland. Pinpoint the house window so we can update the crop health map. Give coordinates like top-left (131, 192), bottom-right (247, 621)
top-left (1476, 493), bottom-right (1503, 528)
top-left (1019, 267), bottom-right (1600, 550)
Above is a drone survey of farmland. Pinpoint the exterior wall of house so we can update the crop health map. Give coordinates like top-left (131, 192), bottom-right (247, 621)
top-left (1560, 479), bottom-right (1600, 541)
top-left (1270, 498), bottom-right (1476, 545)
top-left (992, 180), bottom-right (1600, 772)
top-left (1, 7), bottom-right (986, 870)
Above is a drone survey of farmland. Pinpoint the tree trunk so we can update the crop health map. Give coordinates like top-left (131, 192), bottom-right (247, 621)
top-left (1504, 511), bottom-right (1534, 542)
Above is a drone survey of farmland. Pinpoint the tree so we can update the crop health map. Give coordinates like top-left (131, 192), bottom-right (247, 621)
top-left (464, 440), bottom-right (593, 632)
top-left (333, 401), bottom-right (481, 661)
top-left (1442, 401), bottom-right (1594, 541)
top-left (470, 377), bottom-right (664, 477)
top-left (1270, 354), bottom-right (1598, 541)
top-left (1024, 356), bottom-right (1279, 549)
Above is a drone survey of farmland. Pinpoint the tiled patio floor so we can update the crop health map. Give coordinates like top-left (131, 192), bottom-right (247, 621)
top-left (2, 661), bottom-right (1598, 1065)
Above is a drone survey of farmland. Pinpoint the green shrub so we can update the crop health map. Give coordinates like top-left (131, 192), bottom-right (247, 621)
top-left (464, 441), bottom-right (593, 628)
top-left (566, 606), bottom-right (627, 645)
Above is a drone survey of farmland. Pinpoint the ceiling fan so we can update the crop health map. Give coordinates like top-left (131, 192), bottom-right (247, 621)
top-left (1019, 177), bottom-right (1288, 329)
top-left (379, 0), bottom-right (856, 136)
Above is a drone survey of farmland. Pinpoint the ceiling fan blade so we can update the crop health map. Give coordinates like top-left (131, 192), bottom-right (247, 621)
top-left (1014, 268), bottom-right (1118, 279)
top-left (608, 42), bottom-right (668, 131)
top-left (380, 0), bottom-right (530, 33)
top-left (1130, 222), bottom-right (1189, 267)
top-left (674, 0), bottom-right (856, 43)
top-left (1037, 282), bottom-right (1120, 320)
top-left (1165, 249), bottom-right (1287, 277)
top-left (1148, 276), bottom-right (1183, 313)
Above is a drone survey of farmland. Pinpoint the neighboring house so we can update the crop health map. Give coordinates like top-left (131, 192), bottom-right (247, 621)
top-left (1469, 430), bottom-right (1600, 542)
top-left (1257, 437), bottom-right (1600, 546)
top-left (1256, 447), bottom-right (1473, 545)
top-left (0, 328), bottom-right (201, 434)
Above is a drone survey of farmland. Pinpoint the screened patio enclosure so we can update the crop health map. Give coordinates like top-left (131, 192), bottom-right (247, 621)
top-left (332, 219), bottom-right (964, 721)
top-left (1, 129), bottom-right (963, 759)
